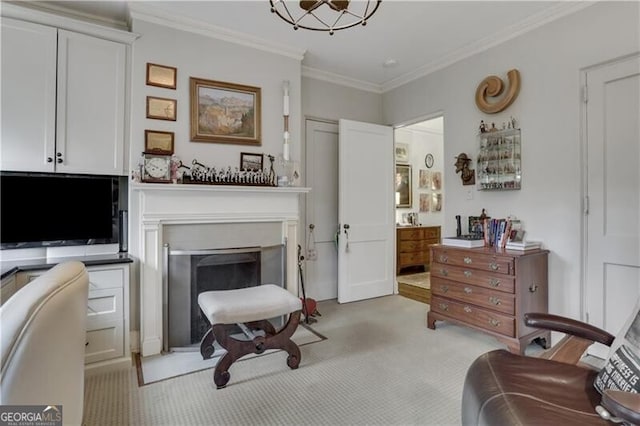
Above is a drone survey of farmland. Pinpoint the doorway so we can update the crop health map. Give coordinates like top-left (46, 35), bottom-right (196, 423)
top-left (394, 115), bottom-right (445, 304)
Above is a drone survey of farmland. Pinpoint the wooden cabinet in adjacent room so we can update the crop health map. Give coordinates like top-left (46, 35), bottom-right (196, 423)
top-left (396, 226), bottom-right (440, 275)
top-left (427, 245), bottom-right (550, 354)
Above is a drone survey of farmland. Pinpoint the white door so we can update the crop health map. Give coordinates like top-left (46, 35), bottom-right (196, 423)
top-left (305, 119), bottom-right (339, 301)
top-left (584, 54), bottom-right (640, 347)
top-left (338, 119), bottom-right (395, 303)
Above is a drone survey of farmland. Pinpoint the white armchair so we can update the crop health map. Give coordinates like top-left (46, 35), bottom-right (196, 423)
top-left (1, 261), bottom-right (89, 425)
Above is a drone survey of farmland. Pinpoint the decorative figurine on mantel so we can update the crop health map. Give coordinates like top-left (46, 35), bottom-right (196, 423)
top-left (454, 153), bottom-right (476, 185)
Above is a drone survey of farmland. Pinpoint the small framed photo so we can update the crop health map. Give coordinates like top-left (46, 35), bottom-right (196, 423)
top-left (240, 152), bottom-right (263, 171)
top-left (145, 130), bottom-right (174, 155)
top-left (395, 164), bottom-right (412, 208)
top-left (418, 169), bottom-right (430, 189)
top-left (395, 143), bottom-right (410, 163)
top-left (419, 193), bottom-right (431, 212)
top-left (146, 63), bottom-right (177, 89)
top-left (146, 96), bottom-right (177, 121)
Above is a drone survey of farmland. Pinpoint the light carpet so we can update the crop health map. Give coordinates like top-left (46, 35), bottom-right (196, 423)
top-left (83, 295), bottom-right (543, 425)
top-left (136, 323), bottom-right (326, 385)
top-left (397, 272), bottom-right (430, 289)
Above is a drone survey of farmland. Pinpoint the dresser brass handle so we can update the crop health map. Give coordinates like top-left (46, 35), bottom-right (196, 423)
top-left (440, 285), bottom-right (449, 293)
top-left (440, 269), bottom-right (448, 277)
top-left (489, 296), bottom-right (501, 305)
top-left (464, 270), bottom-right (472, 278)
top-left (463, 306), bottom-right (472, 313)
top-left (439, 255), bottom-right (448, 263)
top-left (439, 303), bottom-right (449, 312)
top-left (489, 318), bottom-right (501, 327)
top-left (464, 287), bottom-right (472, 294)
top-left (490, 262), bottom-right (499, 271)
top-left (463, 257), bottom-right (472, 264)
top-left (489, 278), bottom-right (501, 287)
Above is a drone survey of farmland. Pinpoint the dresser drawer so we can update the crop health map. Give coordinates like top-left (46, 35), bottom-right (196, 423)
top-left (431, 295), bottom-right (515, 337)
top-left (431, 278), bottom-right (515, 315)
top-left (398, 228), bottom-right (425, 240)
top-left (432, 248), bottom-right (513, 275)
top-left (85, 319), bottom-right (124, 364)
top-left (431, 265), bottom-right (515, 293)
top-left (87, 287), bottom-right (123, 329)
top-left (87, 267), bottom-right (125, 291)
top-left (399, 252), bottom-right (427, 265)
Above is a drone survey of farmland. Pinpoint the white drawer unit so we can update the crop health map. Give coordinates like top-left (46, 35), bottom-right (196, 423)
top-left (14, 262), bottom-right (130, 369)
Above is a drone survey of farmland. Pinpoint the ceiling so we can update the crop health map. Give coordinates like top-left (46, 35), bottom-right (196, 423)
top-left (29, 1), bottom-right (593, 92)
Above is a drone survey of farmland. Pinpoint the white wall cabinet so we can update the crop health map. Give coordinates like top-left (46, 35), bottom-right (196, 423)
top-left (16, 263), bottom-right (131, 370)
top-left (1, 17), bottom-right (128, 176)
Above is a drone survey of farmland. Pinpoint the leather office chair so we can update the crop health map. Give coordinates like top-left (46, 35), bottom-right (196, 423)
top-left (1, 261), bottom-right (89, 425)
top-left (462, 312), bottom-right (640, 425)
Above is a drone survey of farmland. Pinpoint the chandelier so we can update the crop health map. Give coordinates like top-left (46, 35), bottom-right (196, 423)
top-left (269, 1), bottom-right (382, 35)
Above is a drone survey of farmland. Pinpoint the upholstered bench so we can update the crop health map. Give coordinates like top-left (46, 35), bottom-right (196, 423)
top-left (198, 284), bottom-right (302, 389)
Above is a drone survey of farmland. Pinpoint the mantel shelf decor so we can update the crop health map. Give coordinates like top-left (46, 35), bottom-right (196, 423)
top-left (178, 157), bottom-right (277, 187)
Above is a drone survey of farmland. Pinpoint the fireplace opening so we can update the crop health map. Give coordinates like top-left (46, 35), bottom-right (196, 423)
top-left (164, 244), bottom-right (285, 351)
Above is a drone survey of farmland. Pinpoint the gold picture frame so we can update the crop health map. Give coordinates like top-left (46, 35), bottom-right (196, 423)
top-left (395, 164), bottom-right (412, 208)
top-left (144, 130), bottom-right (174, 155)
top-left (190, 77), bottom-right (261, 145)
top-left (146, 63), bottom-right (177, 89)
top-left (146, 96), bottom-right (177, 121)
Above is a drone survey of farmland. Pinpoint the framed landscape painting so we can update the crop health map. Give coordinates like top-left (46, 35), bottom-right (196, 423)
top-left (190, 77), bottom-right (261, 145)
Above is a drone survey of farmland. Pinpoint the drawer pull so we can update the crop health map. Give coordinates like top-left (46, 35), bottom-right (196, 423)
top-left (463, 256), bottom-right (472, 264)
top-left (463, 306), bottom-right (472, 313)
top-left (490, 262), bottom-right (499, 271)
top-left (439, 255), bottom-right (448, 263)
top-left (440, 268), bottom-right (448, 277)
top-left (85, 341), bottom-right (89, 346)
top-left (489, 296), bottom-right (501, 305)
top-left (489, 278), bottom-right (501, 287)
top-left (439, 303), bottom-right (449, 312)
top-left (463, 287), bottom-right (472, 294)
top-left (464, 270), bottom-right (472, 278)
top-left (529, 283), bottom-right (538, 293)
top-left (489, 318), bottom-right (501, 327)
top-left (440, 285), bottom-right (449, 293)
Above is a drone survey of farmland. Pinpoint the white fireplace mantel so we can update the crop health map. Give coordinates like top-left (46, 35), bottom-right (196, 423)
top-left (130, 183), bottom-right (310, 357)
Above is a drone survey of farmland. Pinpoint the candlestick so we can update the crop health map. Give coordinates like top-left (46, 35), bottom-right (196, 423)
top-left (283, 80), bottom-right (290, 116)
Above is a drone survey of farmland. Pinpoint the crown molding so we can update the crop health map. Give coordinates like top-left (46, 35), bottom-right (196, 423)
top-left (1, 2), bottom-right (138, 44)
top-left (302, 66), bottom-right (383, 94)
top-left (128, 4), bottom-right (305, 62)
top-left (381, 1), bottom-right (597, 92)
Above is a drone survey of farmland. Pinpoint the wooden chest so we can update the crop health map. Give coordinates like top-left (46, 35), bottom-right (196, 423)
top-left (396, 226), bottom-right (441, 275)
top-left (427, 245), bottom-right (550, 354)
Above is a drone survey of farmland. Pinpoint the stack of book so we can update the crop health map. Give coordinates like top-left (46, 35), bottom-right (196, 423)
top-left (505, 240), bottom-right (542, 251)
top-left (442, 236), bottom-right (485, 248)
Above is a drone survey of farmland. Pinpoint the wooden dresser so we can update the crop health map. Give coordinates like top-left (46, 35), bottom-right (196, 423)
top-left (396, 226), bottom-right (441, 275)
top-left (427, 245), bottom-right (550, 354)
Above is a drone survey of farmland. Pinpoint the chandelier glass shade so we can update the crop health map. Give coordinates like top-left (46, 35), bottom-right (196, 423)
top-left (269, 0), bottom-right (381, 35)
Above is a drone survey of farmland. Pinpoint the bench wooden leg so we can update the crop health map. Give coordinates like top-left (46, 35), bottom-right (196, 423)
top-left (209, 310), bottom-right (302, 389)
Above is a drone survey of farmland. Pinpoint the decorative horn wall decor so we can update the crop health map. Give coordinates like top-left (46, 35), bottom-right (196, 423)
top-left (475, 69), bottom-right (521, 114)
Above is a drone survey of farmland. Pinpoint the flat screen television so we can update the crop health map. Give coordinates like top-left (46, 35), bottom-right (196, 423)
top-left (1, 172), bottom-right (121, 249)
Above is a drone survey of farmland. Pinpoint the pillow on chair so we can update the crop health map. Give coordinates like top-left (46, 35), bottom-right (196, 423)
top-left (594, 300), bottom-right (640, 394)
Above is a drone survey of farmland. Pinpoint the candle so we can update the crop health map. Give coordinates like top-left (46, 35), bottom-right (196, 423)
top-left (283, 142), bottom-right (290, 161)
top-left (283, 80), bottom-right (290, 116)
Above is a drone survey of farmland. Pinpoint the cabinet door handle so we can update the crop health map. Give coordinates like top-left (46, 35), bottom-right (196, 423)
top-left (489, 318), bottom-right (501, 327)
top-left (463, 256), bottom-right (472, 264)
top-left (47, 157), bottom-right (53, 163)
top-left (440, 268), bottom-right (448, 277)
top-left (440, 285), bottom-right (449, 293)
top-left (439, 303), bottom-right (449, 312)
top-left (489, 296), bottom-right (501, 305)
top-left (463, 287), bottom-right (472, 294)
top-left (490, 262), bottom-right (499, 271)
top-left (57, 158), bottom-right (63, 164)
top-left (85, 341), bottom-right (89, 346)
top-left (464, 270), bottom-right (472, 278)
top-left (489, 278), bottom-right (501, 287)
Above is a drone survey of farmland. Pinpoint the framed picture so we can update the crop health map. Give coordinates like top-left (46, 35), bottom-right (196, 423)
top-left (144, 130), bottom-right (174, 154)
top-left (395, 164), bottom-right (412, 208)
top-left (146, 63), bottom-right (177, 89)
top-left (240, 152), bottom-right (263, 171)
top-left (419, 193), bottom-right (431, 212)
top-left (432, 193), bottom-right (443, 212)
top-left (146, 96), bottom-right (177, 121)
top-left (418, 169), bottom-right (430, 189)
top-left (431, 171), bottom-right (442, 190)
top-left (190, 77), bottom-right (261, 145)
top-left (468, 215), bottom-right (488, 236)
top-left (395, 143), bottom-right (410, 163)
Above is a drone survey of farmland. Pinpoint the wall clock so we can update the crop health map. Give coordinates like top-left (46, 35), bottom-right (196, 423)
top-left (142, 152), bottom-right (172, 183)
top-left (425, 153), bottom-right (434, 168)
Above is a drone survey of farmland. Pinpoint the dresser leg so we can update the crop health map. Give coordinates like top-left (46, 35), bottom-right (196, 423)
top-left (427, 312), bottom-right (437, 330)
